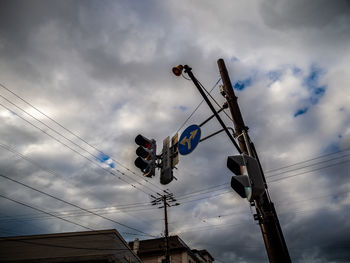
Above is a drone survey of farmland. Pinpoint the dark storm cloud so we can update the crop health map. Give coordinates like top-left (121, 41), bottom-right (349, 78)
top-left (260, 0), bottom-right (350, 30)
top-left (0, 1), bottom-right (349, 263)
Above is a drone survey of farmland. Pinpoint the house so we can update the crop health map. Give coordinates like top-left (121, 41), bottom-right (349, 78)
top-left (129, 236), bottom-right (214, 263)
top-left (0, 229), bottom-right (142, 263)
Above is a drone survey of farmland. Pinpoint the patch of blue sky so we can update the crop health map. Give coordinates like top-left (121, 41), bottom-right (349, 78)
top-left (292, 66), bottom-right (302, 76)
top-left (112, 102), bottom-right (125, 111)
top-left (323, 142), bottom-right (341, 154)
top-left (97, 152), bottom-right (115, 168)
top-left (98, 152), bottom-right (110, 162)
top-left (294, 107), bottom-right (309, 117)
top-left (293, 65), bottom-right (327, 117)
top-left (231, 56), bottom-right (239, 62)
top-left (233, 77), bottom-right (252, 91)
top-left (179, 105), bottom-right (188, 111)
top-left (303, 65), bottom-right (327, 105)
top-left (267, 69), bottom-right (283, 82)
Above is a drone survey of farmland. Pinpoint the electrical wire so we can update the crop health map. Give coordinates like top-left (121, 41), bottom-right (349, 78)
top-left (0, 141), bottom-right (161, 229)
top-left (0, 207), bottom-right (160, 224)
top-left (0, 238), bottom-right (139, 252)
top-left (268, 158), bottom-right (350, 183)
top-left (0, 141), bottom-right (129, 209)
top-left (0, 174), bottom-right (157, 237)
top-left (173, 221), bottom-right (255, 234)
top-left (0, 204), bottom-right (158, 223)
top-left (0, 193), bottom-right (94, 231)
top-left (0, 101), bottom-right (153, 196)
top-left (265, 147), bottom-right (350, 173)
top-left (3, 187), bottom-right (232, 224)
top-left (175, 182), bottom-right (228, 199)
top-left (178, 191), bottom-right (232, 205)
top-left (0, 96), bottom-right (158, 196)
top-left (266, 152), bottom-right (350, 179)
top-left (177, 186), bottom-right (230, 201)
top-left (176, 78), bottom-right (221, 134)
top-left (196, 77), bottom-right (233, 122)
top-left (0, 141), bottom-right (154, 210)
top-left (0, 83), bottom-right (164, 193)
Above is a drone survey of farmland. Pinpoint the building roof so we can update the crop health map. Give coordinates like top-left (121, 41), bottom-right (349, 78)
top-left (192, 249), bottom-right (215, 261)
top-left (129, 235), bottom-right (191, 255)
top-left (0, 229), bottom-right (142, 263)
top-left (129, 236), bottom-right (214, 262)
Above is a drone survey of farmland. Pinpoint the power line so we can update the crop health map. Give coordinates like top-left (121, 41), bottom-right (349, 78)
top-left (176, 182), bottom-right (228, 199)
top-left (0, 82), bottom-right (163, 193)
top-left (10, 186), bottom-right (232, 223)
top-left (0, 174), bottom-right (157, 237)
top-left (0, 101), bottom-right (153, 196)
top-left (173, 221), bottom-right (255, 234)
top-left (0, 142), bottom-right (161, 229)
top-left (176, 78), bottom-right (221, 133)
top-left (0, 141), bottom-right (155, 210)
top-left (0, 193), bottom-right (94, 231)
top-left (0, 206), bottom-right (160, 224)
top-left (268, 158), bottom-right (350, 183)
top-left (0, 141), bottom-right (121, 207)
top-left (266, 152), bottom-right (350, 179)
top-left (179, 190), bottom-right (232, 205)
top-left (196, 77), bottom-right (233, 122)
top-left (0, 199), bottom-right (159, 223)
top-left (265, 147), bottom-right (350, 173)
top-left (0, 238), bottom-right (139, 252)
top-left (0, 95), bottom-right (158, 196)
top-left (177, 186), bottom-right (230, 201)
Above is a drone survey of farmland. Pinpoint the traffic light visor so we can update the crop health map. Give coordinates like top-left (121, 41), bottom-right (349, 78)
top-left (135, 134), bottom-right (152, 148)
top-left (134, 156), bottom-right (149, 171)
top-left (227, 156), bottom-right (244, 175)
top-left (136, 146), bottom-right (150, 159)
top-left (231, 175), bottom-right (250, 199)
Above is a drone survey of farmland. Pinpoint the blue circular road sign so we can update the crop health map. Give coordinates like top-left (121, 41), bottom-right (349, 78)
top-left (179, 124), bottom-right (201, 155)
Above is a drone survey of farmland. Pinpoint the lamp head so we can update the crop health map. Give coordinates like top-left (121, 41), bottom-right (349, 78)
top-left (172, 65), bottom-right (183, 76)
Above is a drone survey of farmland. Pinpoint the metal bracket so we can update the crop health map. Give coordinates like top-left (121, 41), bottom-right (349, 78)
top-left (199, 102), bottom-right (228, 128)
top-left (199, 127), bottom-right (235, 143)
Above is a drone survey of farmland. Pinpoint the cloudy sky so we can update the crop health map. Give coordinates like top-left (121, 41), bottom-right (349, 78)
top-left (0, 0), bottom-right (350, 262)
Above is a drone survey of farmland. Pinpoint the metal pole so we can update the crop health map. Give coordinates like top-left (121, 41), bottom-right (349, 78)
top-left (163, 195), bottom-right (170, 263)
top-left (183, 65), bottom-right (242, 154)
top-left (217, 58), bottom-right (292, 263)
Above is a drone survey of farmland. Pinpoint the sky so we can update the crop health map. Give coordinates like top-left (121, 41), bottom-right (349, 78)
top-left (0, 0), bottom-right (350, 262)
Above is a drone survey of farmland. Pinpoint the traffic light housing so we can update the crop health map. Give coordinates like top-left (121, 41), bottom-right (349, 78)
top-left (227, 154), bottom-right (265, 201)
top-left (171, 133), bottom-right (179, 169)
top-left (160, 136), bottom-right (173, 185)
top-left (134, 134), bottom-right (157, 177)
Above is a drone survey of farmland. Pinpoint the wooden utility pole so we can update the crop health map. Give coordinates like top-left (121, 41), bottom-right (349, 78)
top-left (217, 58), bottom-right (291, 263)
top-left (163, 195), bottom-right (170, 263)
top-left (151, 193), bottom-right (179, 263)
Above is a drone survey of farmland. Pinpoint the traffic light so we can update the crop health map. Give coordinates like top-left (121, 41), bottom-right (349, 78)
top-left (134, 134), bottom-right (157, 177)
top-left (227, 154), bottom-right (265, 201)
top-left (171, 133), bottom-right (179, 169)
top-left (160, 136), bottom-right (173, 185)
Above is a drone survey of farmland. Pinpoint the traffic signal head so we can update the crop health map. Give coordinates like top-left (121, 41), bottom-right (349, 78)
top-left (227, 154), bottom-right (265, 201)
top-left (134, 134), bottom-right (157, 177)
top-left (160, 136), bottom-right (173, 185)
top-left (171, 133), bottom-right (179, 169)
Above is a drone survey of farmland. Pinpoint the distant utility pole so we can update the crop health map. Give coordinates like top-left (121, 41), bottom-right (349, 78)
top-left (151, 193), bottom-right (179, 263)
top-left (217, 58), bottom-right (291, 263)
